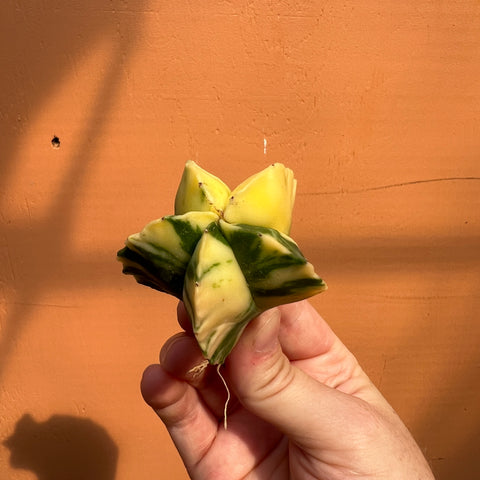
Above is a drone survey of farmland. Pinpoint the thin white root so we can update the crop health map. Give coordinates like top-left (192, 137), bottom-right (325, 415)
top-left (216, 364), bottom-right (230, 430)
top-left (187, 359), bottom-right (209, 379)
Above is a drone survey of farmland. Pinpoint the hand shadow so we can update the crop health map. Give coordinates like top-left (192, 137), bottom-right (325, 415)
top-left (3, 413), bottom-right (118, 480)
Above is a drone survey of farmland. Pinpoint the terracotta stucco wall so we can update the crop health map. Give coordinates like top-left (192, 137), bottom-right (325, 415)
top-left (1, 1), bottom-right (479, 479)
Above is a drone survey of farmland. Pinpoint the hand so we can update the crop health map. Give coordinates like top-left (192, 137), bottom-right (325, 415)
top-left (141, 300), bottom-right (434, 479)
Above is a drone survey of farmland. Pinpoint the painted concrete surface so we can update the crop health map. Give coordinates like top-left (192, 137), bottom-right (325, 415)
top-left (1, 1), bottom-right (479, 479)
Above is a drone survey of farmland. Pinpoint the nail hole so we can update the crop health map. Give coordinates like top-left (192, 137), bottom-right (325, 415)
top-left (51, 136), bottom-right (60, 149)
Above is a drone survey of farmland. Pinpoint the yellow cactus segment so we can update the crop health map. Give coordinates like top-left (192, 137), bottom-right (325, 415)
top-left (174, 160), bottom-right (231, 216)
top-left (223, 163), bottom-right (297, 234)
top-left (126, 211), bottom-right (218, 265)
top-left (183, 223), bottom-right (258, 365)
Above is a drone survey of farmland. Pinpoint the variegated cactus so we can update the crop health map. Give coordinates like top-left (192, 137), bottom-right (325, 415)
top-left (117, 161), bottom-right (326, 365)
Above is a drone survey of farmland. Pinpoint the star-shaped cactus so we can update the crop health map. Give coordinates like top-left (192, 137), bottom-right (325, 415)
top-left (117, 161), bottom-right (326, 365)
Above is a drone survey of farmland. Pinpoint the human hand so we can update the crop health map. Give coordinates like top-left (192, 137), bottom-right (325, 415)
top-left (141, 300), bottom-right (434, 479)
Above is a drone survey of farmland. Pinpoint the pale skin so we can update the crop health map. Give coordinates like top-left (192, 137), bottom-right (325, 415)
top-left (141, 300), bottom-right (435, 480)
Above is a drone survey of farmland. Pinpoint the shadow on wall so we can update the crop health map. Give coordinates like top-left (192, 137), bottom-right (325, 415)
top-left (3, 413), bottom-right (118, 480)
top-left (0, 0), bottom-right (148, 380)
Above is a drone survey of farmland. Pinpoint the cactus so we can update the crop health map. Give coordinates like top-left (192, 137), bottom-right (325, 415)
top-left (118, 161), bottom-right (326, 365)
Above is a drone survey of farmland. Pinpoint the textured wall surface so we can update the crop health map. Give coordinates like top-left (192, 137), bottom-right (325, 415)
top-left (1, 1), bottom-right (479, 479)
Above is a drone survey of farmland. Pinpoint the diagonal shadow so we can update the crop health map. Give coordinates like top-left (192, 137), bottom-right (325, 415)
top-left (0, 1), bottom-right (146, 198)
top-left (0, 0), bottom-right (148, 380)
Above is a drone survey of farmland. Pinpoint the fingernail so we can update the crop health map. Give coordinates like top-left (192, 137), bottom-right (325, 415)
top-left (253, 308), bottom-right (281, 354)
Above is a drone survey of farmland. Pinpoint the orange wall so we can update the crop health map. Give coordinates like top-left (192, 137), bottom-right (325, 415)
top-left (1, 1), bottom-right (479, 479)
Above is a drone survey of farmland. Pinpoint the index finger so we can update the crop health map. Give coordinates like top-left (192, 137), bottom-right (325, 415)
top-left (177, 301), bottom-right (193, 333)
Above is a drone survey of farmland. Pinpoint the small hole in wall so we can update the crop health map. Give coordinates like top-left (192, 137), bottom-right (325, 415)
top-left (51, 136), bottom-right (60, 149)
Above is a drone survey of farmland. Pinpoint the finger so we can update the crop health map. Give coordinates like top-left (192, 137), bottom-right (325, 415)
top-left (160, 332), bottom-right (206, 385)
top-left (160, 332), bottom-right (238, 419)
top-left (225, 308), bottom-right (382, 453)
top-left (140, 364), bottom-right (219, 468)
top-left (176, 301), bottom-right (193, 333)
top-left (277, 300), bottom-right (337, 360)
top-left (277, 301), bottom-right (363, 390)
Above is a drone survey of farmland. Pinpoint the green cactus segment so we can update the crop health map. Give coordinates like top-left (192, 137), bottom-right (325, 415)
top-left (117, 212), bottom-right (218, 299)
top-left (164, 214), bottom-right (217, 255)
top-left (183, 222), bottom-right (259, 365)
top-left (219, 221), bottom-right (327, 310)
top-left (117, 246), bottom-right (185, 298)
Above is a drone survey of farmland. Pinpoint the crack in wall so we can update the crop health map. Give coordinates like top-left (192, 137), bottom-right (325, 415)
top-left (300, 176), bottom-right (480, 195)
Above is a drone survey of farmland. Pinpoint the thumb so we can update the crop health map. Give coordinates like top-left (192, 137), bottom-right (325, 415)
top-left (225, 308), bottom-right (368, 450)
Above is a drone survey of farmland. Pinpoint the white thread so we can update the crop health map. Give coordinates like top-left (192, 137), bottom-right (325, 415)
top-left (216, 364), bottom-right (230, 430)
